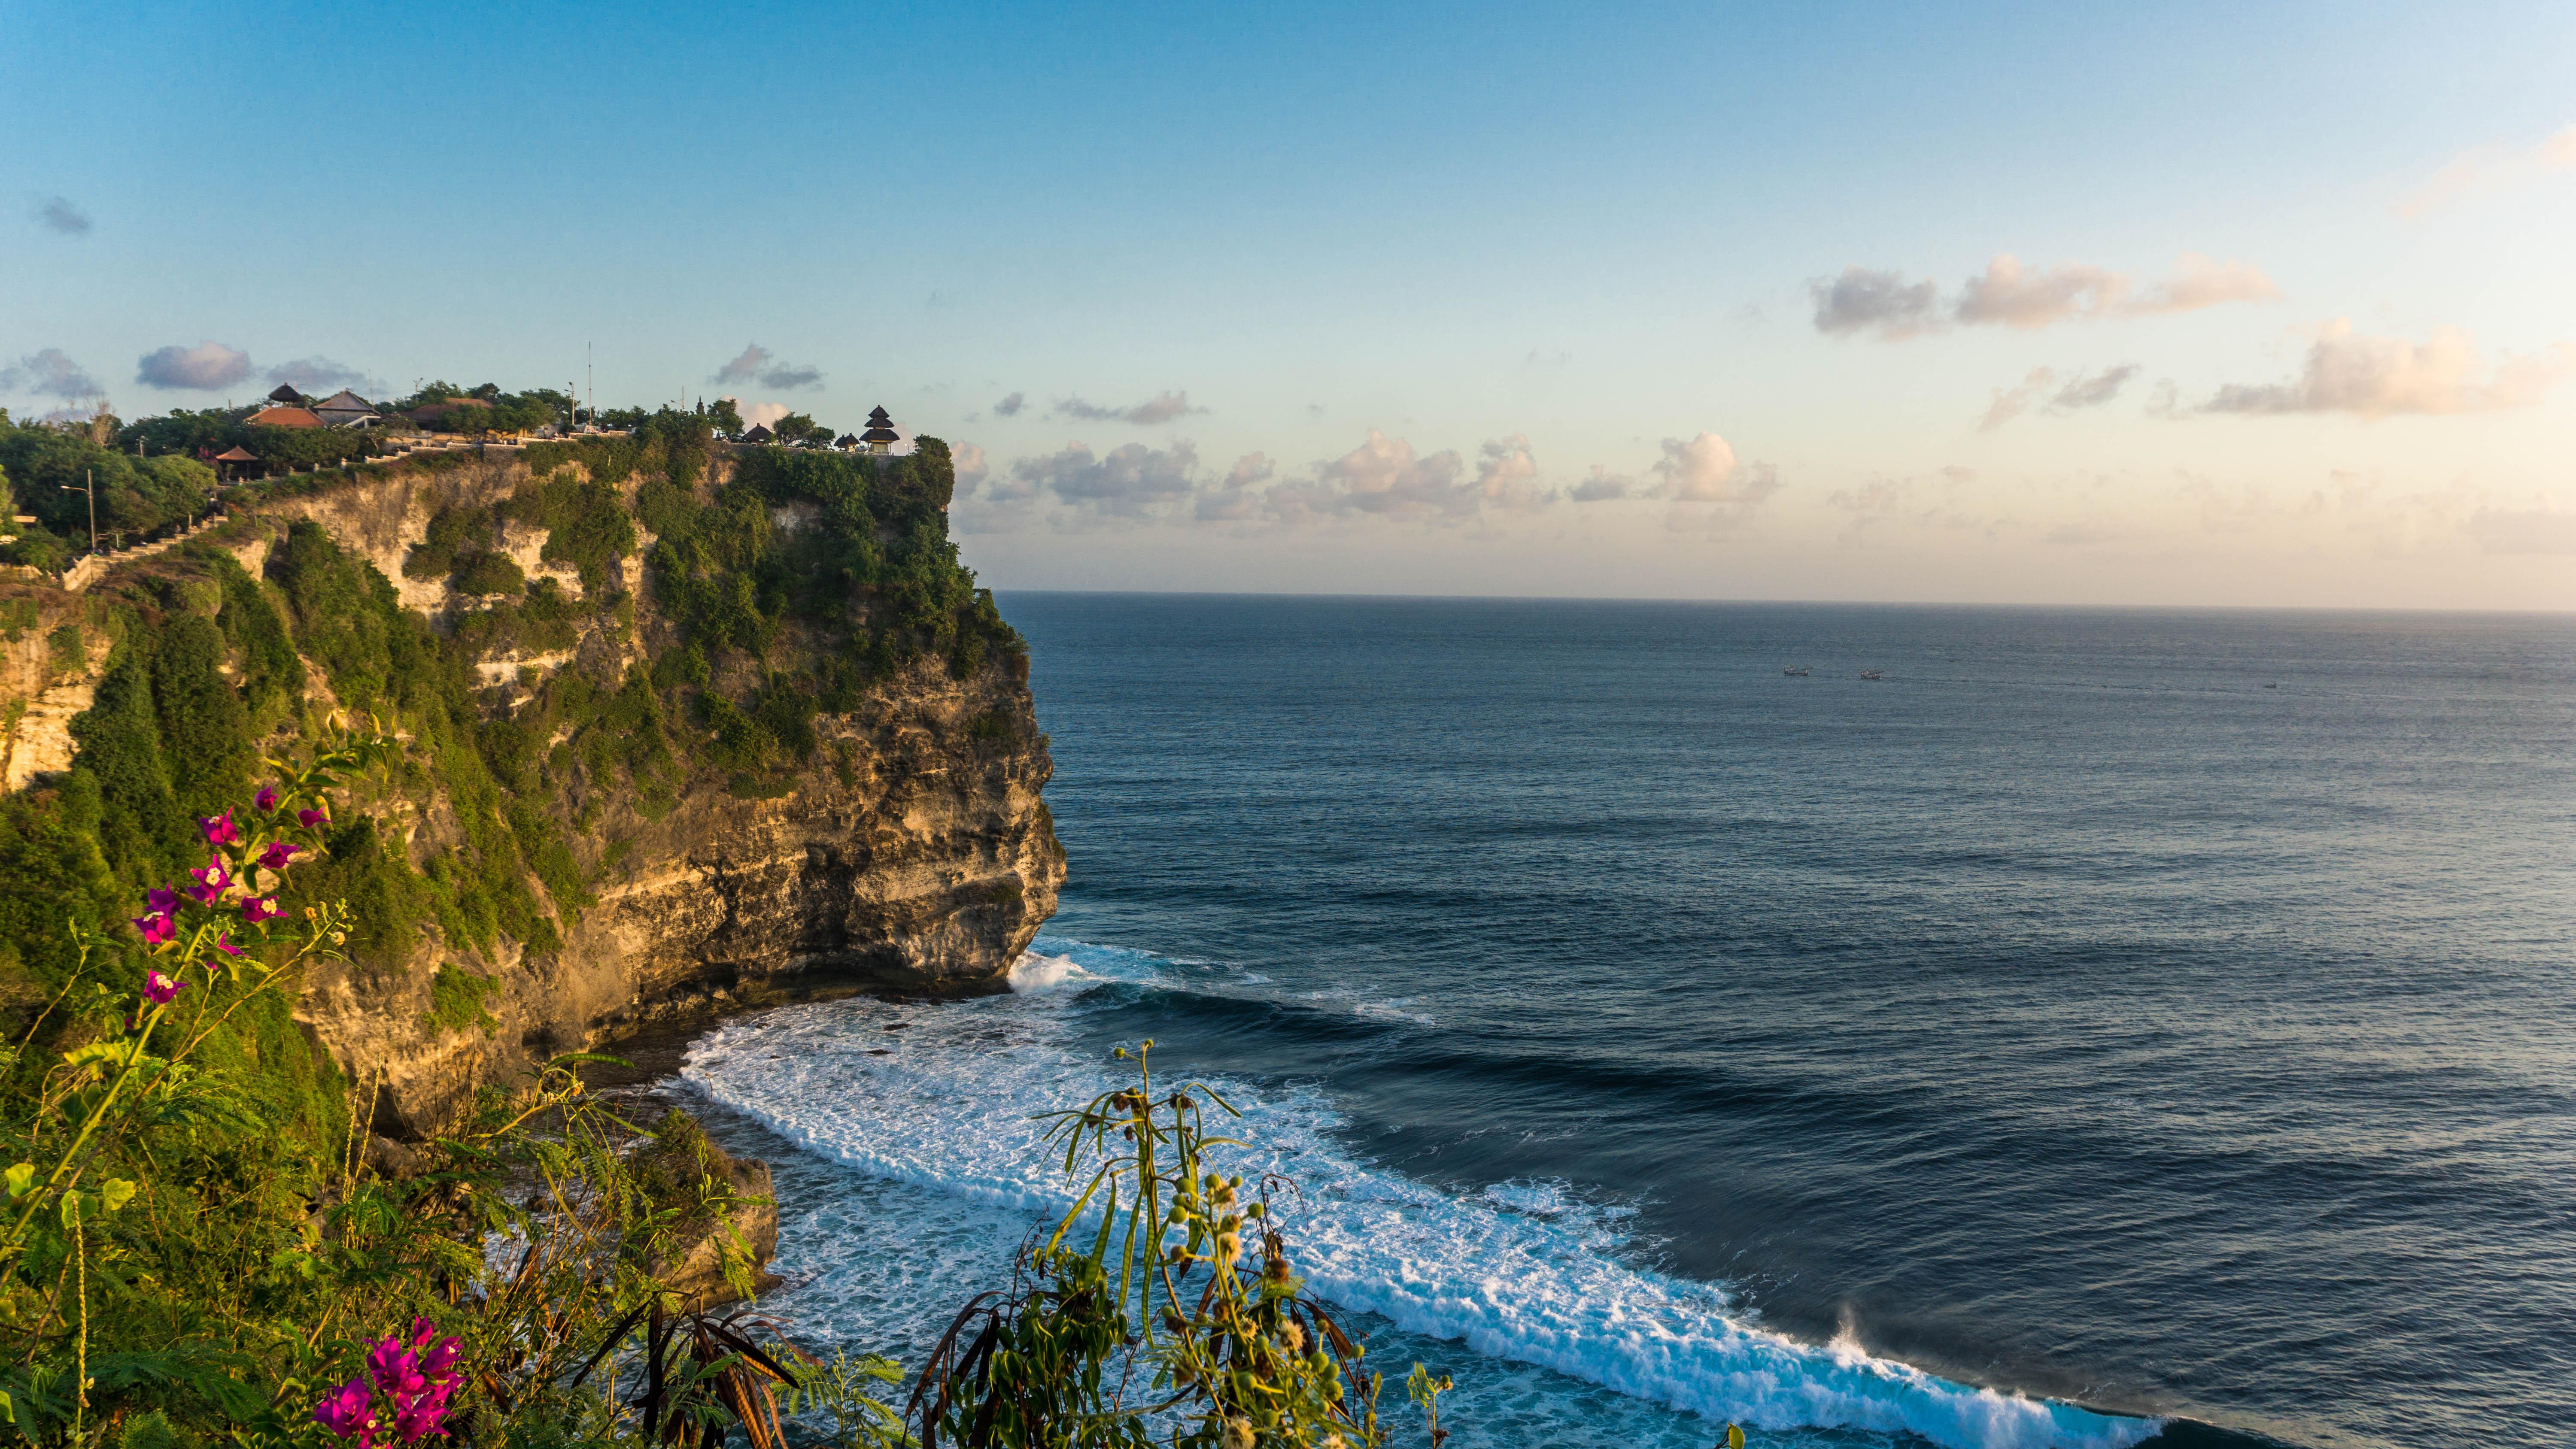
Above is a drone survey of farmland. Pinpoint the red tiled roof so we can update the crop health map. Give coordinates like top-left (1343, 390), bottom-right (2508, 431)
top-left (247, 406), bottom-right (323, 429)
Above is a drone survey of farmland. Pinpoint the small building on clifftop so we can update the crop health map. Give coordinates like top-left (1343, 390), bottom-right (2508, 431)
top-left (860, 406), bottom-right (899, 455)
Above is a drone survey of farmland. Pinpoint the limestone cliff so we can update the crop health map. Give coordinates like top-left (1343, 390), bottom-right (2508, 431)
top-left (0, 436), bottom-right (1063, 1139)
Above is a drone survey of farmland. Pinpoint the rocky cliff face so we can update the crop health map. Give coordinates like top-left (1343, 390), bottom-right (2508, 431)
top-left (3, 444), bottom-right (1062, 1139)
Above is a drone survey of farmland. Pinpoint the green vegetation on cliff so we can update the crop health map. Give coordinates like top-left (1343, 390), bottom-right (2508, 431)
top-left (0, 395), bottom-right (1127, 1442)
top-left (0, 408), bottom-right (1026, 1048)
top-left (0, 412), bottom-right (218, 570)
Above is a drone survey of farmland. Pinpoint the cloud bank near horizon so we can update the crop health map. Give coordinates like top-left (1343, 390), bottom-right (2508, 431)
top-left (1813, 253), bottom-right (2279, 340)
top-left (2203, 321), bottom-right (2574, 418)
top-left (955, 426), bottom-right (1780, 534)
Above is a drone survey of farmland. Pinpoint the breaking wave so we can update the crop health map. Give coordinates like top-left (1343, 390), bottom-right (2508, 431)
top-left (680, 938), bottom-right (2160, 1449)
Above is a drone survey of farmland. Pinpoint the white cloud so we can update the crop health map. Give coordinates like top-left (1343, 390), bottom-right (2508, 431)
top-left (1955, 254), bottom-right (2277, 330)
top-left (37, 197), bottom-right (89, 235)
top-left (2204, 320), bottom-right (2576, 418)
top-left (1195, 452), bottom-right (1275, 521)
top-left (2136, 255), bottom-right (2280, 314)
top-left (1650, 432), bottom-right (1780, 508)
top-left (1011, 440), bottom-right (1202, 520)
top-left (1809, 267), bottom-right (1944, 339)
top-left (1820, 254), bottom-right (2277, 339)
top-left (1272, 430), bottom-right (1472, 524)
top-left (2050, 364), bottom-right (2139, 409)
top-left (952, 441), bottom-right (990, 494)
top-left (1568, 466), bottom-right (1634, 502)
top-left (1056, 390), bottom-right (1203, 425)
top-left (2396, 124), bottom-right (2576, 218)
top-left (1, 348), bottom-right (104, 400)
top-left (136, 340), bottom-right (252, 391)
top-left (1953, 258), bottom-right (2129, 330)
top-left (1978, 364), bottom-right (2141, 430)
top-left (711, 343), bottom-right (823, 391)
top-left (266, 357), bottom-right (383, 396)
top-left (737, 400), bottom-right (791, 429)
top-left (1472, 435), bottom-right (1550, 510)
top-left (1979, 367), bottom-right (2056, 432)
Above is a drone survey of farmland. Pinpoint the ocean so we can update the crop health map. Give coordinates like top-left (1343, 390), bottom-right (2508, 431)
top-left (674, 594), bottom-right (2576, 1449)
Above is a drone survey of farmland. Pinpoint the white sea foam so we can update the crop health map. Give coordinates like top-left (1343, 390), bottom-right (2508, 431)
top-left (1006, 950), bottom-right (1088, 992)
top-left (683, 939), bottom-right (2160, 1449)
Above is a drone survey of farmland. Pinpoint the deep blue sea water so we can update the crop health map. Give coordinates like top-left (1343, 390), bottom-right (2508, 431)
top-left (677, 595), bottom-right (2576, 1449)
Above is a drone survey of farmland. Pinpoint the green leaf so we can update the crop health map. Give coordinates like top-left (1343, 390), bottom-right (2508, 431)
top-left (100, 1179), bottom-right (136, 1212)
top-left (3, 1164), bottom-right (33, 1200)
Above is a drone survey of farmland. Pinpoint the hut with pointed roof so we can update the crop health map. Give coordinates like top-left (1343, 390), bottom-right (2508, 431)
top-left (741, 423), bottom-right (775, 445)
top-left (213, 445), bottom-right (259, 482)
top-left (266, 383), bottom-right (306, 406)
top-left (860, 406), bottom-right (899, 456)
top-left (311, 389), bottom-right (380, 427)
top-left (834, 432), bottom-right (861, 450)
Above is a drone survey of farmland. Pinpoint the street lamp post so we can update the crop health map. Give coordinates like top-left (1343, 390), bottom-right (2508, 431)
top-left (64, 470), bottom-right (98, 555)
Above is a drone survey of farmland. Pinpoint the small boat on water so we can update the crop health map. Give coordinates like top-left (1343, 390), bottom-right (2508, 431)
top-left (1859, 669), bottom-right (1883, 681)
top-left (1783, 666), bottom-right (1810, 677)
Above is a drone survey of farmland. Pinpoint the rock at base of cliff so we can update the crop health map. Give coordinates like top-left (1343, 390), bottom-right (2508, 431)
top-left (637, 1109), bottom-right (784, 1310)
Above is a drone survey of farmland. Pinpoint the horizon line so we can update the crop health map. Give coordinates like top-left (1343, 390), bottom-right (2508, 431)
top-left (985, 587), bottom-right (2576, 619)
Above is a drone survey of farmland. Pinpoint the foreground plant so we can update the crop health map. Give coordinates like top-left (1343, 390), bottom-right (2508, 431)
top-left (312, 1318), bottom-right (467, 1447)
top-left (910, 1040), bottom-right (1452, 1449)
top-left (0, 725), bottom-right (827, 1447)
top-left (0, 728), bottom-right (396, 1440)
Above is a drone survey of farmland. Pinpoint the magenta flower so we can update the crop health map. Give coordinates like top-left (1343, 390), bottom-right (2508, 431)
top-left (298, 807), bottom-right (329, 830)
top-left (313, 1378), bottom-right (377, 1443)
top-left (256, 785), bottom-right (280, 812)
top-left (419, 1331), bottom-right (461, 1378)
top-left (320, 1320), bottom-right (465, 1446)
top-left (143, 970), bottom-right (185, 1006)
top-left (199, 810), bottom-right (240, 847)
top-left (144, 885), bottom-right (182, 915)
top-left (212, 933), bottom-right (243, 957)
top-left (240, 895), bottom-right (283, 924)
top-left (185, 856), bottom-right (232, 904)
top-left (131, 912), bottom-right (176, 947)
top-left (260, 841), bottom-right (300, 869)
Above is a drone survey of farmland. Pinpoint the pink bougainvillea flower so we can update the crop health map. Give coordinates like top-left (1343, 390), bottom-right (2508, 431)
top-left (259, 841), bottom-right (299, 870)
top-left (199, 810), bottom-right (241, 847)
top-left (256, 785), bottom-right (280, 812)
top-left (145, 885), bottom-right (182, 915)
top-left (240, 895), bottom-right (284, 924)
top-left (312, 1378), bottom-right (376, 1442)
top-left (131, 912), bottom-right (176, 947)
top-left (212, 932), bottom-right (243, 957)
top-left (185, 856), bottom-right (232, 904)
top-left (143, 970), bottom-right (185, 1006)
top-left (297, 807), bottom-right (328, 830)
top-left (326, 1320), bottom-right (467, 1445)
top-left (420, 1334), bottom-right (461, 1377)
top-left (368, 1338), bottom-right (426, 1399)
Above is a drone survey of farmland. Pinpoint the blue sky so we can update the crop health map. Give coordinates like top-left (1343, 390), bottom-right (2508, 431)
top-left (6, 0), bottom-right (2574, 607)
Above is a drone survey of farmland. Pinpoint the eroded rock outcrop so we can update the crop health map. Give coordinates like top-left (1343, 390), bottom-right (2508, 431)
top-left (7, 444), bottom-right (1063, 1138)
